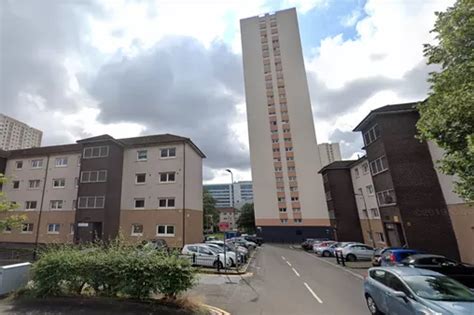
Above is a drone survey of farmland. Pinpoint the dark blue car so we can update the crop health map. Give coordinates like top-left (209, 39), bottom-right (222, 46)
top-left (380, 249), bottom-right (420, 266)
top-left (364, 267), bottom-right (474, 314)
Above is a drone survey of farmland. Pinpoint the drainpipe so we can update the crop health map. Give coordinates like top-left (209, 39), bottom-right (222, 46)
top-left (182, 142), bottom-right (186, 247)
top-left (33, 154), bottom-right (50, 260)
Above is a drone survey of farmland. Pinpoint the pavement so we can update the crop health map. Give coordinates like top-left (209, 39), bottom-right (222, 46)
top-left (188, 244), bottom-right (370, 315)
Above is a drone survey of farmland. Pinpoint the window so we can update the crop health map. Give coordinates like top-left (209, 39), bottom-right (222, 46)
top-left (159, 172), bottom-right (176, 183)
top-left (366, 185), bottom-right (374, 195)
top-left (78, 196), bottom-right (105, 209)
top-left (294, 219), bottom-right (302, 224)
top-left (50, 200), bottom-right (63, 210)
top-left (284, 137), bottom-right (291, 141)
top-left (280, 219), bottom-right (288, 224)
top-left (83, 146), bottom-right (109, 159)
top-left (371, 208), bottom-right (380, 218)
top-left (31, 159), bottom-right (43, 169)
top-left (80, 170), bottom-right (107, 183)
top-left (288, 166), bottom-right (295, 171)
top-left (25, 201), bottom-right (37, 210)
top-left (276, 177), bottom-right (283, 182)
top-left (290, 187), bottom-right (298, 192)
top-left (385, 272), bottom-right (412, 297)
top-left (271, 130), bottom-right (278, 134)
top-left (3, 226), bottom-right (12, 233)
top-left (272, 148), bottom-right (279, 152)
top-left (288, 176), bottom-right (296, 181)
top-left (135, 173), bottom-right (146, 184)
top-left (370, 156), bottom-right (388, 175)
top-left (15, 161), bottom-right (23, 169)
top-left (291, 197), bottom-right (299, 201)
top-left (278, 197), bottom-right (285, 202)
top-left (47, 223), bottom-right (60, 234)
top-left (156, 225), bottom-right (175, 237)
top-left (160, 147), bottom-right (176, 158)
top-left (363, 124), bottom-right (381, 146)
top-left (273, 157), bottom-right (281, 162)
top-left (285, 147), bottom-right (293, 152)
top-left (12, 180), bottom-right (20, 189)
top-left (158, 198), bottom-right (175, 208)
top-left (21, 223), bottom-right (34, 233)
top-left (376, 189), bottom-right (397, 206)
top-left (362, 163), bottom-right (369, 174)
top-left (274, 167), bottom-right (282, 172)
top-left (131, 224), bottom-right (143, 236)
top-left (53, 178), bottom-right (66, 188)
top-left (277, 187), bottom-right (284, 192)
top-left (293, 207), bottom-right (301, 212)
top-left (287, 156), bottom-right (294, 161)
top-left (354, 168), bottom-right (360, 178)
top-left (55, 157), bottom-right (68, 167)
top-left (272, 139), bottom-right (279, 143)
top-left (134, 198), bottom-right (145, 209)
top-left (279, 207), bottom-right (287, 212)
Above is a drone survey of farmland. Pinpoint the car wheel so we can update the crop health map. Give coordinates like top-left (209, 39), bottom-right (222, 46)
top-left (346, 254), bottom-right (357, 262)
top-left (366, 295), bottom-right (382, 315)
top-left (322, 251), bottom-right (330, 257)
top-left (229, 258), bottom-right (235, 266)
top-left (213, 261), bottom-right (224, 269)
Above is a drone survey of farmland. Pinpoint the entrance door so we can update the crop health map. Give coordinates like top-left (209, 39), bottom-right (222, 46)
top-left (76, 222), bottom-right (102, 243)
top-left (385, 223), bottom-right (402, 247)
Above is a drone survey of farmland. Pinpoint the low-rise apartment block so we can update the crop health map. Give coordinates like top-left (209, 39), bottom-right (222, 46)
top-left (0, 134), bottom-right (205, 248)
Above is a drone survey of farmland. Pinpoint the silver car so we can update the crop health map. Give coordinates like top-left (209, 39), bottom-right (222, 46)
top-left (182, 244), bottom-right (232, 268)
top-left (339, 243), bottom-right (374, 261)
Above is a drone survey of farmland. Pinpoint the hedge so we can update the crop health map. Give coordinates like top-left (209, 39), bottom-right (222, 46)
top-left (31, 244), bottom-right (196, 299)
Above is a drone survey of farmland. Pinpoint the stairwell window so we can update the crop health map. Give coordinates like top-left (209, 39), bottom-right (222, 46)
top-left (370, 156), bottom-right (388, 175)
top-left (376, 189), bottom-right (396, 206)
top-left (364, 124), bottom-right (381, 146)
top-left (83, 146), bottom-right (109, 159)
top-left (78, 196), bottom-right (105, 209)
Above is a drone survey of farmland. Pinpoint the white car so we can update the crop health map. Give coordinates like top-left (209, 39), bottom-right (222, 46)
top-left (182, 244), bottom-right (232, 268)
top-left (204, 243), bottom-right (238, 265)
top-left (206, 240), bottom-right (248, 256)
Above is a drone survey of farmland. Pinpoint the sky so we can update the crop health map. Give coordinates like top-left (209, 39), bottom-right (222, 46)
top-left (0, 0), bottom-right (453, 184)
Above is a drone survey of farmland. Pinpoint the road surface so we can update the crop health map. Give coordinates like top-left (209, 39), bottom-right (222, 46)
top-left (190, 244), bottom-right (369, 315)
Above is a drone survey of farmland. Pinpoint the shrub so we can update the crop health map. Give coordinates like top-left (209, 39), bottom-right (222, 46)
top-left (31, 243), bottom-right (196, 300)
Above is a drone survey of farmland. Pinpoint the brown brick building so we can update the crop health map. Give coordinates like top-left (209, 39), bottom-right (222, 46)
top-left (0, 134), bottom-right (205, 248)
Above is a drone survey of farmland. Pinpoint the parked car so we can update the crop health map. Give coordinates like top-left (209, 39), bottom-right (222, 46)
top-left (372, 247), bottom-right (404, 266)
top-left (380, 249), bottom-right (421, 266)
top-left (337, 243), bottom-right (374, 262)
top-left (204, 243), bottom-right (239, 265)
top-left (401, 254), bottom-right (474, 288)
top-left (206, 240), bottom-right (248, 257)
top-left (182, 244), bottom-right (232, 269)
top-left (301, 238), bottom-right (329, 251)
top-left (312, 241), bottom-right (337, 256)
top-left (230, 237), bottom-right (257, 249)
top-left (364, 267), bottom-right (474, 315)
top-left (243, 235), bottom-right (264, 246)
top-left (140, 239), bottom-right (168, 251)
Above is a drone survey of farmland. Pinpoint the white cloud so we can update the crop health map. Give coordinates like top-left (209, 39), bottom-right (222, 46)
top-left (340, 8), bottom-right (361, 27)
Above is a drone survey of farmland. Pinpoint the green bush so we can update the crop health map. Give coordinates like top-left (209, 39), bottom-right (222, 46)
top-left (31, 243), bottom-right (196, 300)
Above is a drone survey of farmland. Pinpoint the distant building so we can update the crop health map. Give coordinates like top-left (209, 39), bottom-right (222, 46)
top-left (0, 114), bottom-right (42, 150)
top-left (204, 181), bottom-right (254, 209)
top-left (0, 133), bottom-right (205, 248)
top-left (241, 8), bottom-right (330, 242)
top-left (353, 102), bottom-right (460, 260)
top-left (318, 143), bottom-right (341, 167)
top-left (218, 207), bottom-right (238, 231)
top-left (319, 161), bottom-right (364, 243)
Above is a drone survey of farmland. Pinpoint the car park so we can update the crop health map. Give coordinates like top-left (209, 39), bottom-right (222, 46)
top-left (364, 267), bottom-right (474, 315)
top-left (372, 247), bottom-right (404, 266)
top-left (401, 254), bottom-right (474, 288)
top-left (243, 235), bottom-right (264, 246)
top-left (204, 243), bottom-right (240, 265)
top-left (182, 244), bottom-right (232, 269)
top-left (380, 249), bottom-right (421, 266)
top-left (336, 243), bottom-right (374, 262)
top-left (206, 240), bottom-right (249, 257)
top-left (313, 241), bottom-right (337, 256)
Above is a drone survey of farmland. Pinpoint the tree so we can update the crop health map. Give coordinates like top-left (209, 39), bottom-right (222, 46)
top-left (0, 174), bottom-right (25, 230)
top-left (237, 203), bottom-right (256, 233)
top-left (417, 0), bottom-right (474, 201)
top-left (203, 189), bottom-right (219, 232)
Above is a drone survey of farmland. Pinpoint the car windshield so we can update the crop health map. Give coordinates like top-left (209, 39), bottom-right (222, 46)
top-left (404, 275), bottom-right (474, 302)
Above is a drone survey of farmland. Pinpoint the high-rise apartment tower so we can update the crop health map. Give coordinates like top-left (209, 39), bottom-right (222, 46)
top-left (240, 8), bottom-right (331, 242)
top-left (0, 114), bottom-right (42, 150)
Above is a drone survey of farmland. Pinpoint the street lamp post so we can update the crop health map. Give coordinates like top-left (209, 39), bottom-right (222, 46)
top-left (354, 192), bottom-right (376, 248)
top-left (224, 169), bottom-right (234, 271)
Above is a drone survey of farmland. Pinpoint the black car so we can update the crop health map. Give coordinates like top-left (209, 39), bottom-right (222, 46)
top-left (401, 254), bottom-right (474, 288)
top-left (244, 235), bottom-right (263, 246)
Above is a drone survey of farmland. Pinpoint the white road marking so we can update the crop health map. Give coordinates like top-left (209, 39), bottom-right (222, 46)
top-left (281, 256), bottom-right (286, 261)
top-left (292, 267), bottom-right (300, 277)
top-left (304, 252), bottom-right (364, 280)
top-left (286, 261), bottom-right (292, 267)
top-left (304, 282), bottom-right (323, 304)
